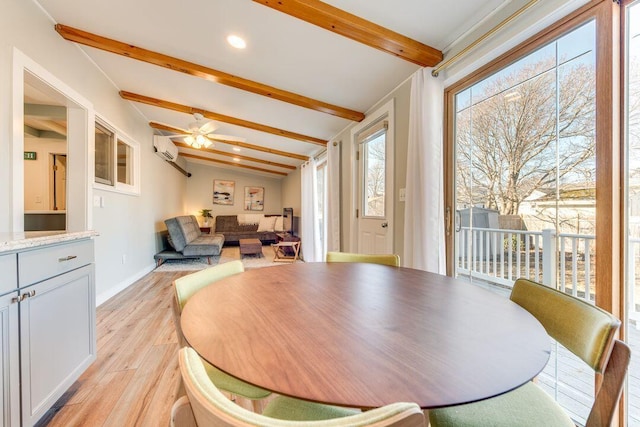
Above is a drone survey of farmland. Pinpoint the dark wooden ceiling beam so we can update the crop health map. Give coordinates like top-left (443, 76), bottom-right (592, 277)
top-left (122, 91), bottom-right (327, 146)
top-left (253, 0), bottom-right (442, 67)
top-left (149, 122), bottom-right (309, 161)
top-left (172, 141), bottom-right (296, 170)
top-left (180, 152), bottom-right (288, 176)
top-left (55, 24), bottom-right (364, 122)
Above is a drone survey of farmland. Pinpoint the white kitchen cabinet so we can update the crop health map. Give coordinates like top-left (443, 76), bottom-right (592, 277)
top-left (0, 236), bottom-right (95, 426)
top-left (0, 291), bottom-right (20, 427)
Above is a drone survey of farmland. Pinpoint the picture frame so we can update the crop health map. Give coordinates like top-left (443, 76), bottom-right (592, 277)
top-left (213, 180), bottom-right (235, 205)
top-left (244, 186), bottom-right (264, 211)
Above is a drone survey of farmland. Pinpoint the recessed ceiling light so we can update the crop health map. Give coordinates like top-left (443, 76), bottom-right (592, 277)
top-left (232, 147), bottom-right (241, 152)
top-left (227, 35), bottom-right (246, 49)
top-left (233, 158), bottom-right (241, 162)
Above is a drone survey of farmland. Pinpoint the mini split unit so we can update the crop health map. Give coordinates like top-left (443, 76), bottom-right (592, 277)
top-left (153, 136), bottom-right (178, 162)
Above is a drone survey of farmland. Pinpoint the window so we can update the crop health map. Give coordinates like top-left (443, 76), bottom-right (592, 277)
top-left (94, 122), bottom-right (113, 186)
top-left (94, 118), bottom-right (140, 194)
top-left (445, 2), bottom-right (619, 424)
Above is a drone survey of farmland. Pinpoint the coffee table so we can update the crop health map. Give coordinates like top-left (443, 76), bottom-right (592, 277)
top-left (239, 238), bottom-right (262, 258)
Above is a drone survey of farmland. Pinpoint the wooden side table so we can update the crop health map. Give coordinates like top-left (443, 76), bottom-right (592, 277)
top-left (271, 240), bottom-right (300, 262)
top-left (199, 226), bottom-right (211, 234)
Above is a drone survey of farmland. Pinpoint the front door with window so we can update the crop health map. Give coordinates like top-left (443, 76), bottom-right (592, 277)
top-left (358, 126), bottom-right (392, 254)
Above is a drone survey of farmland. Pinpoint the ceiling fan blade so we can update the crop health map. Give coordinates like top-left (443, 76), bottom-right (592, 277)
top-left (198, 120), bottom-right (218, 134)
top-left (207, 134), bottom-right (246, 143)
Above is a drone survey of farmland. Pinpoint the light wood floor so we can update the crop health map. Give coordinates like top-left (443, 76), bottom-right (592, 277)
top-left (38, 270), bottom-right (191, 427)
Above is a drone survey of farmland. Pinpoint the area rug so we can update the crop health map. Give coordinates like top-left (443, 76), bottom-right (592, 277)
top-left (154, 246), bottom-right (302, 272)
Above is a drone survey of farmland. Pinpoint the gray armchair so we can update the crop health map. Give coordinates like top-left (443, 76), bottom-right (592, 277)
top-left (155, 215), bottom-right (224, 266)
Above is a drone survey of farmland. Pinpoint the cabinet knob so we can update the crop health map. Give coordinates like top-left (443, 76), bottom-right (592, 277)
top-left (58, 255), bottom-right (78, 262)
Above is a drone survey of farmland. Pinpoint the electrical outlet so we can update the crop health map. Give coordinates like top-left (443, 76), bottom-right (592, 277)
top-left (93, 195), bottom-right (101, 207)
top-left (399, 188), bottom-right (406, 202)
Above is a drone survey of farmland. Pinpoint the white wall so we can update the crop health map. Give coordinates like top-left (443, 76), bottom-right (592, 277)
top-left (0, 0), bottom-right (186, 304)
top-left (281, 169), bottom-right (301, 217)
top-left (183, 163), bottom-right (284, 225)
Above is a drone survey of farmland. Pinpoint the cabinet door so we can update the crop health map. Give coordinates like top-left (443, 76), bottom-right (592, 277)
top-left (20, 264), bottom-right (96, 426)
top-left (0, 292), bottom-right (19, 427)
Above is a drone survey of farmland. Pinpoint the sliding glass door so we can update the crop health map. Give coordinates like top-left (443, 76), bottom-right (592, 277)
top-left (624, 1), bottom-right (640, 425)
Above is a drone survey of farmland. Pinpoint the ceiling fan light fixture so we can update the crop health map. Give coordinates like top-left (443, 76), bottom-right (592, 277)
top-left (227, 34), bottom-right (246, 49)
top-left (192, 142), bottom-right (202, 149)
top-left (196, 135), bottom-right (206, 145)
top-left (185, 135), bottom-right (195, 146)
top-left (203, 139), bottom-right (213, 148)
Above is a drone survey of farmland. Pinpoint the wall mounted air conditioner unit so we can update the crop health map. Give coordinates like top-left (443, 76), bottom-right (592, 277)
top-left (153, 136), bottom-right (178, 162)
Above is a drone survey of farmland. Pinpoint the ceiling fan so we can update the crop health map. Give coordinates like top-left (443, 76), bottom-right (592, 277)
top-left (170, 113), bottom-right (245, 149)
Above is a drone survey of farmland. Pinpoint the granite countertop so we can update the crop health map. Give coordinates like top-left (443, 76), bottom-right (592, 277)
top-left (0, 230), bottom-right (99, 253)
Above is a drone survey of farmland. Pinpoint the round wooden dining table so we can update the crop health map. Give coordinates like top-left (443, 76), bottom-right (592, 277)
top-left (180, 262), bottom-right (551, 410)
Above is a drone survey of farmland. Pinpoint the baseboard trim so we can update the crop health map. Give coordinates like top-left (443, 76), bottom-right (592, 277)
top-left (96, 263), bottom-right (156, 307)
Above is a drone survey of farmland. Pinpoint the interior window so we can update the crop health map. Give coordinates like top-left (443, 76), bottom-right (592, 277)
top-left (94, 122), bottom-right (113, 186)
top-left (94, 118), bottom-right (140, 194)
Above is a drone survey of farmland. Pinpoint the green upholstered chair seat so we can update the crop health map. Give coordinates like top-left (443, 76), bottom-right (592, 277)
top-left (203, 359), bottom-right (270, 400)
top-left (172, 260), bottom-right (272, 410)
top-left (429, 381), bottom-right (574, 427)
top-left (262, 396), bottom-right (358, 421)
top-left (178, 346), bottom-right (425, 427)
top-left (430, 278), bottom-right (623, 427)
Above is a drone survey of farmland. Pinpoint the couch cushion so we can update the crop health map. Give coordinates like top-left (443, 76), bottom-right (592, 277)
top-left (215, 215), bottom-right (239, 232)
top-left (178, 215), bottom-right (202, 245)
top-left (165, 217), bottom-right (187, 252)
top-left (182, 234), bottom-right (225, 256)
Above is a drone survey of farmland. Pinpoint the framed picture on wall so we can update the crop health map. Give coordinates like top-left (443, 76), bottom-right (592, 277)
top-left (244, 186), bottom-right (264, 211)
top-left (213, 180), bottom-right (235, 205)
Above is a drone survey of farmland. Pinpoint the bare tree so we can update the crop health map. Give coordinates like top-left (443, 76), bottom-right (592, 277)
top-left (456, 58), bottom-right (596, 215)
top-left (365, 135), bottom-right (386, 216)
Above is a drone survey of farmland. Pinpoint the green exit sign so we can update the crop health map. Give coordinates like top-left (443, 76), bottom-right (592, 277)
top-left (24, 151), bottom-right (37, 160)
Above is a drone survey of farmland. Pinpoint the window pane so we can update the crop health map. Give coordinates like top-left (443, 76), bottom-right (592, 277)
top-left (95, 122), bottom-right (113, 185)
top-left (453, 20), bottom-right (596, 425)
top-left (364, 133), bottom-right (385, 217)
top-left (625, 2), bottom-right (640, 425)
top-left (117, 139), bottom-right (132, 185)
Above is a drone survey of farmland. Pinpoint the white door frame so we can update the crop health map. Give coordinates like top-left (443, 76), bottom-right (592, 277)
top-left (12, 48), bottom-right (94, 232)
top-left (349, 99), bottom-right (395, 253)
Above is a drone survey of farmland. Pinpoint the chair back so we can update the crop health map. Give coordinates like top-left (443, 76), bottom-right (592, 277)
top-left (586, 339), bottom-right (631, 427)
top-left (178, 347), bottom-right (424, 427)
top-left (326, 251), bottom-right (400, 267)
top-left (510, 278), bottom-right (620, 373)
top-left (172, 260), bottom-right (244, 346)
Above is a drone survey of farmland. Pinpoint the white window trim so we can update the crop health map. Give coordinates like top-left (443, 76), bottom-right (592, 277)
top-left (94, 115), bottom-right (141, 196)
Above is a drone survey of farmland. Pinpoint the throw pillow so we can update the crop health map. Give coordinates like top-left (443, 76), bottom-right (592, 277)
top-left (274, 216), bottom-right (284, 232)
top-left (257, 216), bottom-right (277, 232)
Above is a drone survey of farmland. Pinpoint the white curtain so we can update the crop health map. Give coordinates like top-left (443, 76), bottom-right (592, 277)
top-left (301, 158), bottom-right (322, 262)
top-left (326, 140), bottom-right (341, 252)
top-left (403, 68), bottom-right (446, 273)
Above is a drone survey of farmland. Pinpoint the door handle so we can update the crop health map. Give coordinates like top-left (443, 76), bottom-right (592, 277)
top-left (381, 222), bottom-right (388, 228)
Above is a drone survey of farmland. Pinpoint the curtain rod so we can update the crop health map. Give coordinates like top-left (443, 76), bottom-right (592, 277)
top-left (431, 0), bottom-right (539, 77)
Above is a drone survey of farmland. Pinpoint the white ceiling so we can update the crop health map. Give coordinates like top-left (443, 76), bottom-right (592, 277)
top-left (34, 0), bottom-right (511, 177)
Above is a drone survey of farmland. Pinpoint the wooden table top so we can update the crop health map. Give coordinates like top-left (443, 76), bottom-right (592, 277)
top-left (181, 263), bottom-right (550, 409)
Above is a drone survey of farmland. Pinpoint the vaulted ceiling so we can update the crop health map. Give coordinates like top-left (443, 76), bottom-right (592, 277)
top-left (35, 0), bottom-right (510, 178)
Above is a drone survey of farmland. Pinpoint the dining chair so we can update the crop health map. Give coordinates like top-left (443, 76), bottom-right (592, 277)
top-left (326, 251), bottom-right (400, 267)
top-left (171, 346), bottom-right (425, 427)
top-left (172, 260), bottom-right (271, 412)
top-left (428, 277), bottom-right (629, 427)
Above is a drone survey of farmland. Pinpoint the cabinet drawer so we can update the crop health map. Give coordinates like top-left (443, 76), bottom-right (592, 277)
top-left (18, 239), bottom-right (94, 287)
top-left (0, 254), bottom-right (17, 295)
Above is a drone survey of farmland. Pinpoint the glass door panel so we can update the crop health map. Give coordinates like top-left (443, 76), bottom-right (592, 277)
top-left (453, 21), bottom-right (596, 424)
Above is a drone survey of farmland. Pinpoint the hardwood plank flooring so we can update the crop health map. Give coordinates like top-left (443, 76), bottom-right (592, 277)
top-left (37, 271), bottom-right (193, 427)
